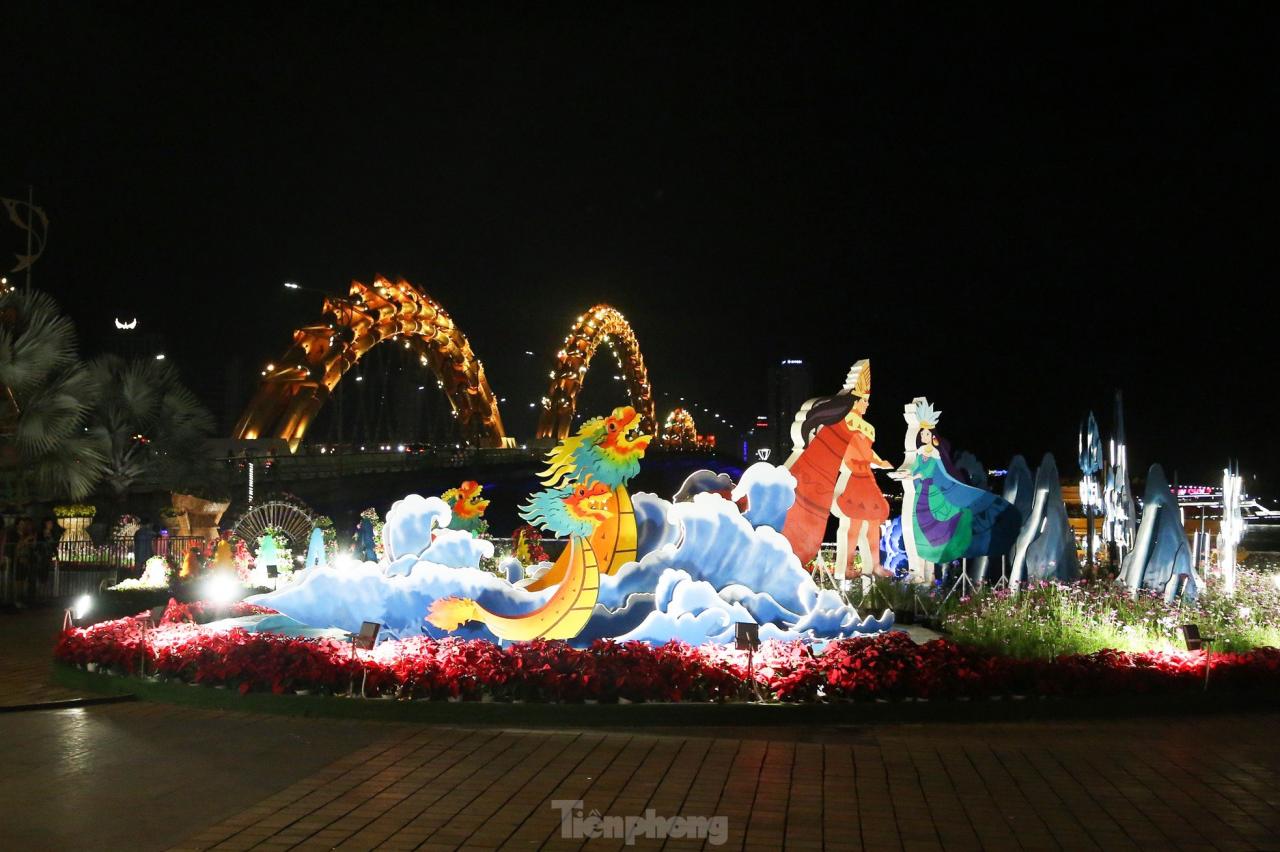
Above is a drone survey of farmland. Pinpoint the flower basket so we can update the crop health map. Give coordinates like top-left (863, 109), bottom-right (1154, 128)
top-left (159, 508), bottom-right (190, 536)
top-left (57, 516), bottom-right (94, 543)
top-left (170, 492), bottom-right (229, 539)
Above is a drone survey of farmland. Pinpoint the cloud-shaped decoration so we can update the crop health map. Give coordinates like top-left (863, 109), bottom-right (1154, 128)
top-left (592, 493), bottom-right (890, 643)
top-left (653, 493), bottom-right (815, 614)
top-left (384, 495), bottom-right (451, 560)
top-left (249, 479), bottom-right (890, 647)
top-left (205, 613), bottom-right (348, 641)
top-left (617, 607), bottom-right (739, 646)
top-left (633, 492), bottom-right (680, 559)
top-left (608, 570), bottom-right (892, 646)
top-left (614, 571), bottom-right (749, 644)
top-left (513, 560), bottom-right (553, 589)
top-left (792, 589), bottom-right (891, 635)
top-left (673, 470), bottom-right (737, 502)
top-left (577, 593), bottom-right (656, 642)
top-left (248, 558), bottom-right (551, 641)
top-left (419, 529), bottom-right (494, 571)
top-left (716, 584), bottom-right (802, 625)
top-left (502, 556), bottom-right (524, 584)
top-left (595, 494), bottom-right (830, 615)
top-left (733, 462), bottom-right (796, 531)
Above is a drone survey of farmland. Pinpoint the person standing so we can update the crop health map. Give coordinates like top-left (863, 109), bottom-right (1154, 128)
top-left (133, 518), bottom-right (157, 577)
top-left (14, 516), bottom-right (36, 607)
top-left (35, 517), bottom-right (60, 599)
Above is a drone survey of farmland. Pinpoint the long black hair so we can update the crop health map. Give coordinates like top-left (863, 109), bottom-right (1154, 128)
top-left (916, 428), bottom-right (961, 479)
top-left (798, 393), bottom-right (857, 446)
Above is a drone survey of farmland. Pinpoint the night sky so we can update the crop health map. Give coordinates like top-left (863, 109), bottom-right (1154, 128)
top-left (7, 5), bottom-right (1276, 490)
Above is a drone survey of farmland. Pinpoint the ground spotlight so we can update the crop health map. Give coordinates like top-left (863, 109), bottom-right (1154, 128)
top-left (204, 572), bottom-right (239, 606)
top-left (64, 595), bottom-right (94, 629)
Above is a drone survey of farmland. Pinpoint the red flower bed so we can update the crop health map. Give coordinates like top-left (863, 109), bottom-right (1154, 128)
top-left (53, 610), bottom-right (1280, 702)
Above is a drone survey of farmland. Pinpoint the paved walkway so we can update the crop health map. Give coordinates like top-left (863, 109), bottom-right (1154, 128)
top-left (3, 608), bottom-right (1279, 851)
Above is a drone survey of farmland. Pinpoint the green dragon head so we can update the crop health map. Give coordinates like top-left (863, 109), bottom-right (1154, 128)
top-left (519, 480), bottom-right (613, 538)
top-left (539, 405), bottom-right (652, 489)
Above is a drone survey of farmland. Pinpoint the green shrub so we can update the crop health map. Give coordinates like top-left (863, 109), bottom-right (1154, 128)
top-left (942, 570), bottom-right (1280, 658)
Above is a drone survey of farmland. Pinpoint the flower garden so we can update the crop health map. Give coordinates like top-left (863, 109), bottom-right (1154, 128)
top-left (41, 395), bottom-right (1280, 714)
top-left (54, 571), bottom-right (1280, 707)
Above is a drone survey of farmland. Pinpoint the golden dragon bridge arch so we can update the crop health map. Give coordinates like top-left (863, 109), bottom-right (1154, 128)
top-left (233, 276), bottom-right (509, 450)
top-left (535, 304), bottom-right (656, 441)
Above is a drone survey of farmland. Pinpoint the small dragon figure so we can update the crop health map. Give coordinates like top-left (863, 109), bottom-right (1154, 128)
top-left (442, 480), bottom-right (490, 535)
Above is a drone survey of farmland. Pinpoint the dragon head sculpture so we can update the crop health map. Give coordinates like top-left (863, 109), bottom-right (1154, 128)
top-left (539, 405), bottom-right (652, 490)
top-left (443, 480), bottom-right (488, 519)
top-left (519, 480), bottom-right (613, 538)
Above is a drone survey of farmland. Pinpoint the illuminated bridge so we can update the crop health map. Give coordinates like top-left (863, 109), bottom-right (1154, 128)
top-left (233, 277), bottom-right (657, 451)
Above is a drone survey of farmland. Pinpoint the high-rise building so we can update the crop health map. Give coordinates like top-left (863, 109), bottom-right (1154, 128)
top-left (766, 359), bottom-right (812, 460)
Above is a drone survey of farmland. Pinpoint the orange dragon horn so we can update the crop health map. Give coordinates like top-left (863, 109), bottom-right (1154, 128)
top-left (426, 597), bottom-right (478, 631)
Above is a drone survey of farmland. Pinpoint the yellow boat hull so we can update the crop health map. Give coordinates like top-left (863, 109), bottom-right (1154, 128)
top-left (471, 536), bottom-right (600, 641)
top-left (524, 485), bottom-right (636, 592)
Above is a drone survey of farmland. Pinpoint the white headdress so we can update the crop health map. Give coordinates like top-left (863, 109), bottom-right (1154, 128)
top-left (840, 359), bottom-right (871, 399)
top-left (913, 399), bottom-right (941, 429)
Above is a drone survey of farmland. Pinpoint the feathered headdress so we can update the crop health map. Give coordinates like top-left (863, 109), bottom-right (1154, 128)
top-left (841, 359), bottom-right (871, 399)
top-left (914, 399), bottom-right (941, 429)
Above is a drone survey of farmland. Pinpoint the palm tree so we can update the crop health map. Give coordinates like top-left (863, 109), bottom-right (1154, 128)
top-left (87, 354), bottom-right (216, 498)
top-left (0, 288), bottom-right (109, 501)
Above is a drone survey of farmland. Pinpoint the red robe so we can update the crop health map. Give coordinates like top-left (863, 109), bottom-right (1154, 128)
top-left (782, 419), bottom-right (889, 564)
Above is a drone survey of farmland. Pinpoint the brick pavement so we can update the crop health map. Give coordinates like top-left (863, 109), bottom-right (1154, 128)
top-left (4, 608), bottom-right (1280, 850)
top-left (0, 605), bottom-right (87, 706)
top-left (169, 715), bottom-right (1280, 851)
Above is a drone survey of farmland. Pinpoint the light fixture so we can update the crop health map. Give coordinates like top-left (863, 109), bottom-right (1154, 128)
top-left (204, 573), bottom-right (238, 606)
top-left (155, 353), bottom-right (166, 360)
top-left (284, 281), bottom-right (300, 289)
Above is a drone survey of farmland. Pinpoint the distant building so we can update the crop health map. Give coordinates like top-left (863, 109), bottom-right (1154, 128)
top-left (744, 414), bottom-right (773, 463)
top-left (766, 359), bottom-right (811, 460)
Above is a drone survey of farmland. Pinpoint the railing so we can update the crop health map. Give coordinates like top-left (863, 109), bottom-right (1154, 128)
top-left (55, 535), bottom-right (210, 571)
top-left (218, 447), bottom-right (545, 481)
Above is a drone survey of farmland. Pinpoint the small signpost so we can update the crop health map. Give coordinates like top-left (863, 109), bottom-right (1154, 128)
top-left (1180, 624), bottom-right (1215, 690)
top-left (736, 622), bottom-right (766, 702)
top-left (349, 622), bottom-right (382, 697)
top-left (355, 621), bottom-right (381, 650)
